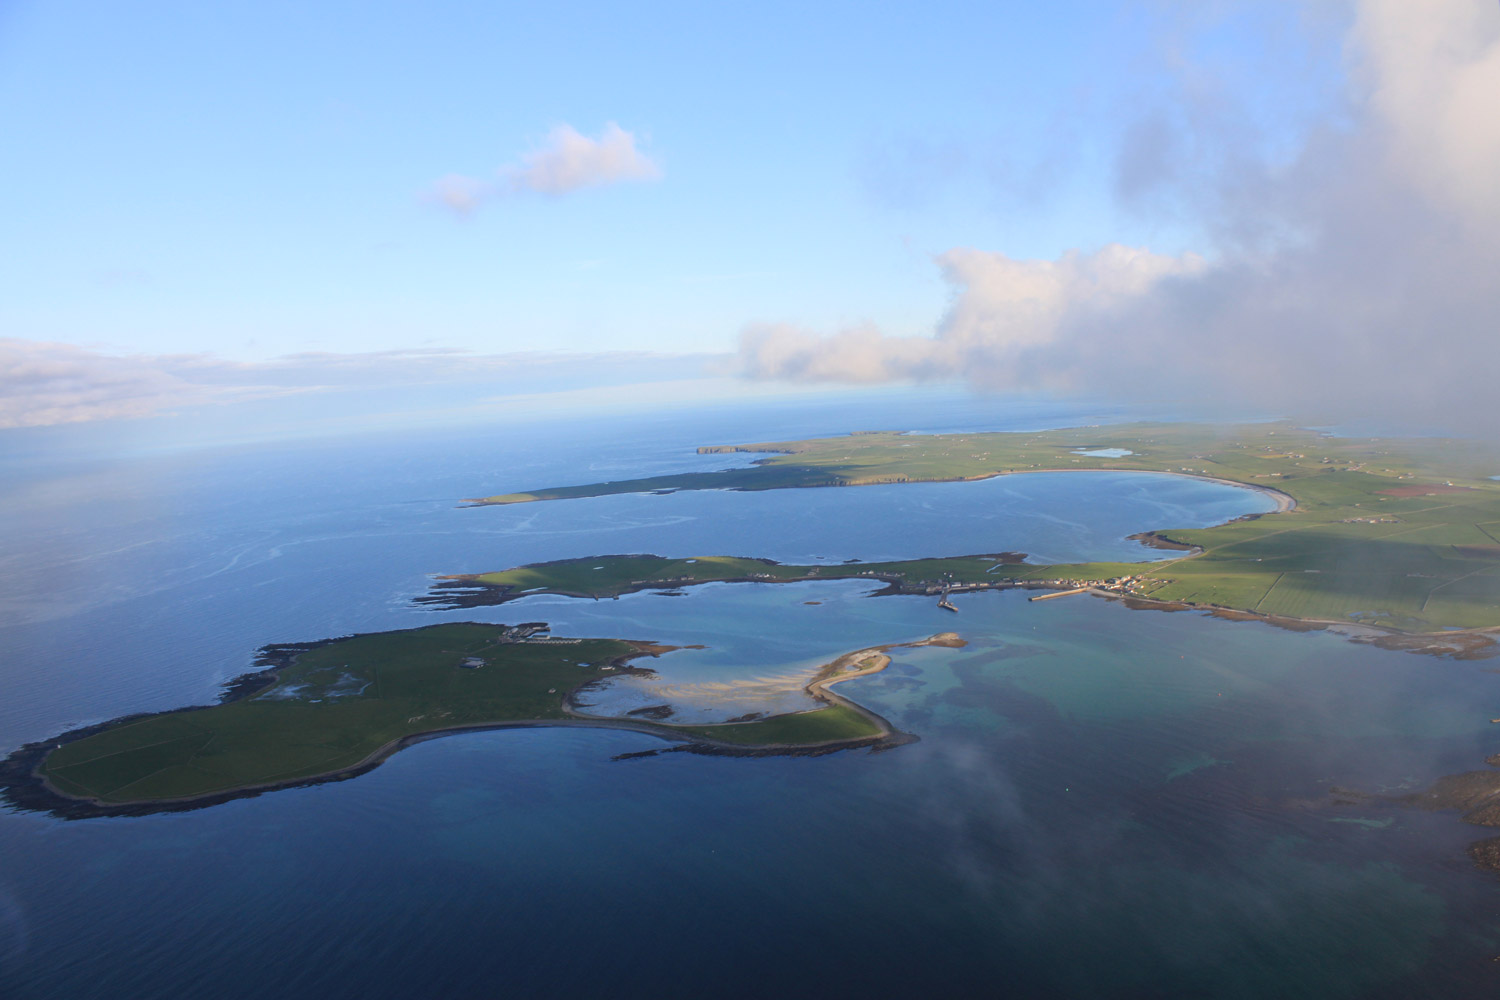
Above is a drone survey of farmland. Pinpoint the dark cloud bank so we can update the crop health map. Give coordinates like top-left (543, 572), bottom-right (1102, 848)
top-left (738, 0), bottom-right (1500, 431)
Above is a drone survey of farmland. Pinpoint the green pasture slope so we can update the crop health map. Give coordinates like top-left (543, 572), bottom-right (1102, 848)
top-left (467, 423), bottom-right (1500, 632)
top-left (36, 623), bottom-right (877, 807)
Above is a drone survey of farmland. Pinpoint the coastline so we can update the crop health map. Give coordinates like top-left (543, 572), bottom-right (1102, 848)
top-left (1076, 587), bottom-right (1500, 658)
top-left (10, 437), bottom-right (1482, 818)
top-left (0, 628), bottom-right (683, 819)
top-left (420, 551), bottom-right (1033, 611)
top-left (456, 426), bottom-right (1500, 636)
top-left (429, 564), bottom-right (1500, 660)
top-left (954, 467), bottom-right (1297, 514)
top-left (439, 466), bottom-right (1500, 654)
top-left (0, 630), bottom-right (946, 820)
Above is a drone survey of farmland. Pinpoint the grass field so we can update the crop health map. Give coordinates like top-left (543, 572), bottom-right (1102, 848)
top-left (36, 623), bottom-right (886, 806)
top-left (464, 423), bottom-right (1500, 632)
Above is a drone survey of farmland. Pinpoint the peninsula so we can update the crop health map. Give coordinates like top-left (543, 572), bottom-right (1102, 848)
top-left (0, 622), bottom-right (949, 818)
top-left (462, 423), bottom-right (1500, 636)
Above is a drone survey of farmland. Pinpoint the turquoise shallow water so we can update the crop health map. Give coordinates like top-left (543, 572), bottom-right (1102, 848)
top-left (3, 399), bottom-right (1500, 999)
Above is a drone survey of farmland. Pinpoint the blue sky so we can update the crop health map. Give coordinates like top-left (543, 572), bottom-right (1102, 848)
top-left (0, 0), bottom-right (1347, 360)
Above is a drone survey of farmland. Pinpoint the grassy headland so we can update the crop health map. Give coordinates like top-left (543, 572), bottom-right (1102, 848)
top-left (461, 423), bottom-right (1500, 633)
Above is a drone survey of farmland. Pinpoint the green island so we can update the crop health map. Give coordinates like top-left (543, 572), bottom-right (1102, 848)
top-left (463, 422), bottom-right (1500, 639)
top-left (0, 622), bottom-right (952, 817)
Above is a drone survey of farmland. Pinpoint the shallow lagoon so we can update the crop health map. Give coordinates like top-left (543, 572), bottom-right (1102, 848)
top-left (2, 399), bottom-right (1498, 999)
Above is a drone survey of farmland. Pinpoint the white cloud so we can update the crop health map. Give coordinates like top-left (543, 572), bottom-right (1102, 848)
top-left (505, 122), bottom-right (660, 195)
top-left (427, 123), bottom-right (661, 214)
top-left (1354, 0), bottom-right (1500, 227)
top-left (427, 174), bottom-right (490, 215)
top-left (0, 340), bottom-right (718, 429)
top-left (0, 339), bottom-right (253, 428)
top-left (738, 0), bottom-right (1500, 430)
top-left (740, 322), bottom-right (955, 384)
top-left (934, 245), bottom-right (1206, 355)
top-left (739, 244), bottom-right (1206, 387)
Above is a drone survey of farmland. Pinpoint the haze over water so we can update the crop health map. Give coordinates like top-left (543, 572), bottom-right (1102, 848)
top-left (3, 395), bottom-right (1499, 999)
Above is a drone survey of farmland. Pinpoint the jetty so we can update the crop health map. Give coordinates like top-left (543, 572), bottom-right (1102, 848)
top-left (1029, 587), bottom-right (1090, 602)
top-left (937, 589), bottom-right (958, 612)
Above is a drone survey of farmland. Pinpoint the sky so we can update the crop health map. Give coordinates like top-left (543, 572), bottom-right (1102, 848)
top-left (0, 1), bottom-right (1495, 435)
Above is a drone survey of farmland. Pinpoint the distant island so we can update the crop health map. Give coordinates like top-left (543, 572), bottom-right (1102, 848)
top-left (0, 622), bottom-right (956, 818)
top-left (463, 422), bottom-right (1500, 640)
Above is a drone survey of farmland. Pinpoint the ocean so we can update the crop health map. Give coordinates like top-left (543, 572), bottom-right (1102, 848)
top-left (2, 393), bottom-right (1498, 999)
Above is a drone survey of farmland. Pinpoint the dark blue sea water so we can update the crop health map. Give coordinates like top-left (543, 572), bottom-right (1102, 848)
top-left (3, 394), bottom-right (1500, 999)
